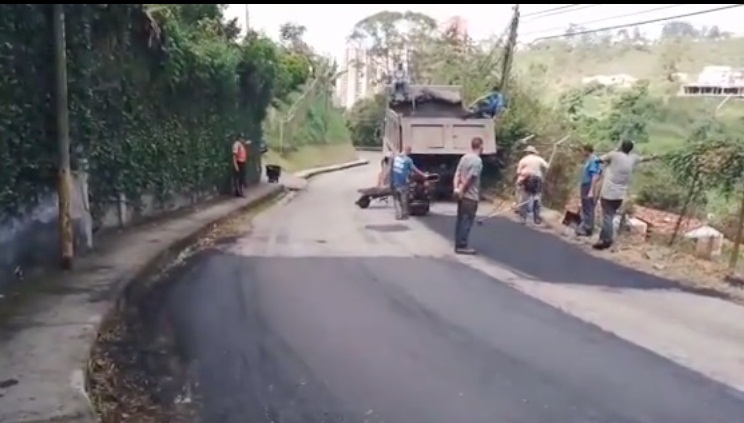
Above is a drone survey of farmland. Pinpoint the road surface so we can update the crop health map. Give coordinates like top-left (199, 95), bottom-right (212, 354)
top-left (161, 156), bottom-right (744, 422)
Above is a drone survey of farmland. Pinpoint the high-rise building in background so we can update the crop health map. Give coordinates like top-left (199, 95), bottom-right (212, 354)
top-left (440, 15), bottom-right (469, 39)
top-left (334, 44), bottom-right (373, 109)
top-left (334, 43), bottom-right (388, 109)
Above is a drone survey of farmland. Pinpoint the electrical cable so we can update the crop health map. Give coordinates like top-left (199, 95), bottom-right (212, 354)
top-left (532, 4), bottom-right (744, 41)
top-left (523, 4), bottom-right (602, 21)
top-left (521, 4), bottom-right (687, 37)
top-left (522, 4), bottom-right (581, 18)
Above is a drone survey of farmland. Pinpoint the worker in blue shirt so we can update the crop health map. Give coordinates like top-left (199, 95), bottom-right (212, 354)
top-left (576, 143), bottom-right (603, 236)
top-left (466, 87), bottom-right (508, 119)
top-left (389, 145), bottom-right (426, 220)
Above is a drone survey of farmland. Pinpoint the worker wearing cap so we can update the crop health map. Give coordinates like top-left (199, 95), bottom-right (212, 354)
top-left (516, 145), bottom-right (549, 224)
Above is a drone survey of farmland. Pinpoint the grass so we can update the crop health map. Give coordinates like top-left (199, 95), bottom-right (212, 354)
top-left (517, 37), bottom-right (744, 88)
top-left (517, 36), bottom-right (744, 154)
top-left (263, 143), bottom-right (358, 173)
top-left (261, 79), bottom-right (356, 174)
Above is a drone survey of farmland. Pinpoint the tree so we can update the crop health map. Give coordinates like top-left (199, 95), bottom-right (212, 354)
top-left (347, 94), bottom-right (386, 147)
top-left (279, 22), bottom-right (311, 56)
top-left (659, 40), bottom-right (684, 82)
top-left (661, 21), bottom-right (698, 39)
top-left (349, 11), bottom-right (437, 82)
top-left (603, 82), bottom-right (657, 144)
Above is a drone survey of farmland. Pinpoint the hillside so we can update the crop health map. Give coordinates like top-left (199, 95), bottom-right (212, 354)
top-left (516, 37), bottom-right (744, 90)
top-left (514, 35), bottom-right (744, 152)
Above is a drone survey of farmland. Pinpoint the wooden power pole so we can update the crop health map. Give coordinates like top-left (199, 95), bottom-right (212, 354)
top-left (499, 4), bottom-right (521, 94)
top-left (53, 4), bottom-right (74, 269)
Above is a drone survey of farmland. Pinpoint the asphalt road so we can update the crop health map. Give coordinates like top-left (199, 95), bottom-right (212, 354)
top-left (161, 160), bottom-right (744, 423)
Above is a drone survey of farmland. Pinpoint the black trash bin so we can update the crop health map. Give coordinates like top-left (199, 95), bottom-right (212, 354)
top-left (265, 164), bottom-right (282, 183)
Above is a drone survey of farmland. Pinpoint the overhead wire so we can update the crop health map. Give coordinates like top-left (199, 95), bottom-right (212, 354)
top-left (531, 4), bottom-right (744, 41)
top-left (523, 4), bottom-right (602, 22)
top-left (521, 4), bottom-right (688, 37)
top-left (522, 4), bottom-right (581, 18)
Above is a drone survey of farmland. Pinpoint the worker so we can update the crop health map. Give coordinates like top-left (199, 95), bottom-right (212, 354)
top-left (465, 87), bottom-right (508, 119)
top-left (516, 145), bottom-right (549, 225)
top-left (453, 137), bottom-right (484, 254)
top-left (593, 139), bottom-right (659, 250)
top-left (391, 63), bottom-right (410, 101)
top-left (390, 146), bottom-right (426, 220)
top-left (231, 135), bottom-right (250, 197)
top-left (576, 143), bottom-right (603, 236)
top-left (377, 155), bottom-right (391, 188)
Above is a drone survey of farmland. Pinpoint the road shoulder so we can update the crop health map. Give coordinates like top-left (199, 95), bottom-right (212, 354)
top-left (0, 158), bottom-right (368, 423)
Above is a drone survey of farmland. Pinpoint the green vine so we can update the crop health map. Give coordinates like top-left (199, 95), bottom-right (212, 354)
top-left (0, 4), bottom-right (306, 221)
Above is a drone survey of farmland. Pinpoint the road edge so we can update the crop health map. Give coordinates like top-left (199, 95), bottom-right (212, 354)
top-left (81, 158), bottom-right (368, 422)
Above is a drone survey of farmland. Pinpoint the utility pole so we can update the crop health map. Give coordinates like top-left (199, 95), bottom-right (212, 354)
top-left (53, 4), bottom-right (74, 269)
top-left (499, 4), bottom-right (521, 94)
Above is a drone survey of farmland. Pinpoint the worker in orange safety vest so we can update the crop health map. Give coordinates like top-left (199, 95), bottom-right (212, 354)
top-left (232, 135), bottom-right (251, 197)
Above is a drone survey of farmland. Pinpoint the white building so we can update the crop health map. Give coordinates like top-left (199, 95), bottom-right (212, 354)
top-left (334, 42), bottom-right (415, 109)
top-left (334, 44), bottom-right (381, 109)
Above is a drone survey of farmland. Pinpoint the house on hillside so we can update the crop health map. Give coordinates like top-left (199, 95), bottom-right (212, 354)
top-left (581, 73), bottom-right (637, 88)
top-left (679, 65), bottom-right (744, 97)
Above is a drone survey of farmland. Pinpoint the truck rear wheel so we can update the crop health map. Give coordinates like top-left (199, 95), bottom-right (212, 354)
top-left (410, 204), bottom-right (430, 216)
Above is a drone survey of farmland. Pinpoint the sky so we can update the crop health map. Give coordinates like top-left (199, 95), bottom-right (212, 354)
top-left (224, 4), bottom-right (744, 60)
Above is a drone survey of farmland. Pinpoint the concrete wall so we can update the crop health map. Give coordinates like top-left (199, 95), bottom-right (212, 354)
top-left (0, 157), bottom-right (261, 296)
top-left (0, 171), bottom-right (92, 294)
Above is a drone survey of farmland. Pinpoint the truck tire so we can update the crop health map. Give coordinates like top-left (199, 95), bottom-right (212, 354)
top-left (410, 204), bottom-right (430, 216)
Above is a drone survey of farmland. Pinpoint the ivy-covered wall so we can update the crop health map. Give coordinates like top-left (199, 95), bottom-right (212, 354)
top-left (0, 4), bottom-right (289, 290)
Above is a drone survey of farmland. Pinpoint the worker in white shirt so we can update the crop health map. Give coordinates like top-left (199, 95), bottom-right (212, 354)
top-left (516, 145), bottom-right (549, 225)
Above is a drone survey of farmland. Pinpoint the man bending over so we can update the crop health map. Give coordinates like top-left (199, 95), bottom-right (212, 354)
top-left (516, 145), bottom-right (549, 225)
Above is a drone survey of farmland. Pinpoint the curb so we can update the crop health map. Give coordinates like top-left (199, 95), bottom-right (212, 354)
top-left (82, 158), bottom-right (368, 421)
top-left (295, 158), bottom-right (369, 180)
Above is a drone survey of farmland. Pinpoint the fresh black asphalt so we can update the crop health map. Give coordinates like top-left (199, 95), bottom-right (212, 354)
top-left (159, 215), bottom-right (744, 423)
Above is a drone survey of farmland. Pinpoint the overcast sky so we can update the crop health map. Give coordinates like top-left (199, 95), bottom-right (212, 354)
top-left (224, 4), bottom-right (744, 58)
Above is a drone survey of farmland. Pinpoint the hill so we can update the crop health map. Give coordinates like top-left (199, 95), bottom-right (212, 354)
top-left (516, 36), bottom-right (744, 91)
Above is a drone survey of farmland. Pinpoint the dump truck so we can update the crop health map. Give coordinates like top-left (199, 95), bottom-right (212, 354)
top-left (382, 84), bottom-right (497, 198)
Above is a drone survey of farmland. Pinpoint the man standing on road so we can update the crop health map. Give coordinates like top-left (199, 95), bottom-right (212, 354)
top-left (453, 137), bottom-right (484, 255)
top-left (594, 139), bottom-right (658, 250)
top-left (232, 136), bottom-right (250, 197)
top-left (390, 146), bottom-right (425, 220)
top-left (516, 145), bottom-right (549, 225)
top-left (576, 144), bottom-right (602, 236)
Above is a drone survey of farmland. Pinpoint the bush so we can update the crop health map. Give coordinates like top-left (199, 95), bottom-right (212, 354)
top-left (0, 4), bottom-right (306, 222)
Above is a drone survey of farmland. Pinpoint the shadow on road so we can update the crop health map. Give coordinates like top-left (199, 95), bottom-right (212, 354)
top-left (421, 213), bottom-right (728, 300)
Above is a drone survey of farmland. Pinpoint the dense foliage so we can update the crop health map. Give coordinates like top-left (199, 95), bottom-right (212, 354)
top-left (345, 11), bottom-right (574, 205)
top-left (0, 4), bottom-right (310, 222)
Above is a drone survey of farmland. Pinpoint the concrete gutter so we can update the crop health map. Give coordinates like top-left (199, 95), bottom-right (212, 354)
top-left (86, 158), bottom-right (369, 419)
top-left (89, 158), bottom-right (369, 413)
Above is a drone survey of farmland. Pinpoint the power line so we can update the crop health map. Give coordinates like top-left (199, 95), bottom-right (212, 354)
top-left (522, 4), bottom-right (687, 37)
top-left (523, 4), bottom-right (602, 21)
top-left (522, 4), bottom-right (580, 18)
top-left (533, 4), bottom-right (744, 41)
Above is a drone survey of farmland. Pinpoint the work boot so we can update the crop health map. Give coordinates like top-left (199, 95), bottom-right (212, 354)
top-left (592, 240), bottom-right (612, 250)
